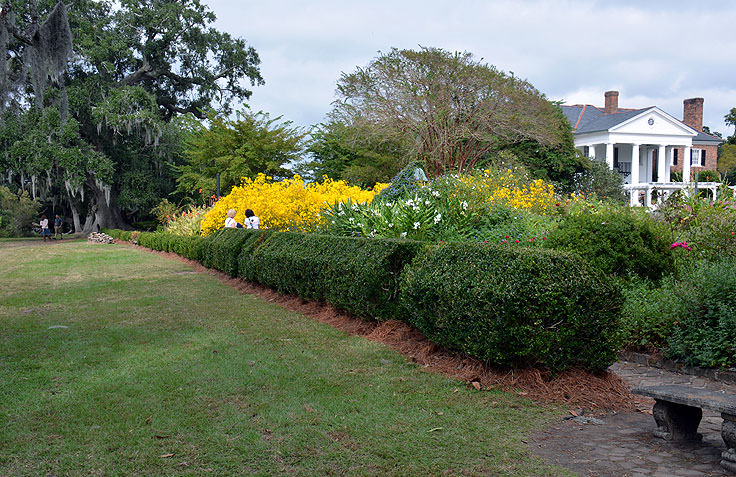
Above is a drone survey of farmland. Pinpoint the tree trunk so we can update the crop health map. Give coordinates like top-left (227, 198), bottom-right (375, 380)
top-left (69, 202), bottom-right (82, 233)
top-left (81, 176), bottom-right (128, 233)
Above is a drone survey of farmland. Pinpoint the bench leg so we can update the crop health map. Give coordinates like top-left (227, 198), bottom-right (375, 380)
top-left (721, 413), bottom-right (736, 474)
top-left (652, 399), bottom-right (702, 441)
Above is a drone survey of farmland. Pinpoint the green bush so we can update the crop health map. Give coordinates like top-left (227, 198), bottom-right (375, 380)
top-left (0, 186), bottom-right (41, 237)
top-left (667, 259), bottom-right (736, 368)
top-left (200, 229), bottom-right (255, 276)
top-left (247, 232), bottom-right (424, 321)
top-left (544, 208), bottom-right (674, 281)
top-left (400, 242), bottom-right (622, 372)
top-left (619, 276), bottom-right (680, 351)
top-left (696, 170), bottom-right (720, 182)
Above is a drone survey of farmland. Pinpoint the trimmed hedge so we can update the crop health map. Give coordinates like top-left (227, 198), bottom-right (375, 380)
top-left (400, 242), bottom-right (622, 372)
top-left (200, 229), bottom-right (260, 276)
top-left (103, 228), bottom-right (622, 371)
top-left (246, 232), bottom-right (424, 321)
top-left (544, 210), bottom-right (673, 281)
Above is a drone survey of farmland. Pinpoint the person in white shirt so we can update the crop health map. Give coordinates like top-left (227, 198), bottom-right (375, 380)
top-left (244, 209), bottom-right (259, 229)
top-left (224, 209), bottom-right (238, 228)
top-left (40, 215), bottom-right (50, 241)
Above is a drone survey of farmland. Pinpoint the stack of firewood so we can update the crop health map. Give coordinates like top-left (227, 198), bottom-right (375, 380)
top-left (87, 232), bottom-right (115, 244)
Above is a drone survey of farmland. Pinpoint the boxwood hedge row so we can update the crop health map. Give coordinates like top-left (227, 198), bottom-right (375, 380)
top-left (103, 228), bottom-right (621, 371)
top-left (400, 242), bottom-right (621, 372)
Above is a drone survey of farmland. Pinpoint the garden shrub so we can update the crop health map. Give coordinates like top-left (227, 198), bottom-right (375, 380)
top-left (247, 232), bottom-right (424, 321)
top-left (544, 208), bottom-right (674, 281)
top-left (618, 276), bottom-right (680, 351)
top-left (400, 242), bottom-right (622, 372)
top-left (666, 259), bottom-right (736, 368)
top-left (236, 230), bottom-right (275, 281)
top-left (200, 173), bottom-right (387, 235)
top-left (0, 186), bottom-right (41, 237)
top-left (200, 228), bottom-right (254, 276)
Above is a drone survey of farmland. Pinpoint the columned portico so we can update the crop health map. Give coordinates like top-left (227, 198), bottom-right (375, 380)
top-left (564, 92), bottom-right (723, 208)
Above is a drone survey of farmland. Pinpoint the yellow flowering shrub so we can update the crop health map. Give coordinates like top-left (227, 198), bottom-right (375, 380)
top-left (446, 168), bottom-right (557, 214)
top-left (201, 174), bottom-right (388, 235)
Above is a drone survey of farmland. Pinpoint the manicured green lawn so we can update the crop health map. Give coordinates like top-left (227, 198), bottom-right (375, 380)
top-left (0, 241), bottom-right (568, 475)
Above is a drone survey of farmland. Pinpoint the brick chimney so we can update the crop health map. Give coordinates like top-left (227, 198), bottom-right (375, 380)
top-left (604, 91), bottom-right (619, 114)
top-left (683, 98), bottom-right (704, 132)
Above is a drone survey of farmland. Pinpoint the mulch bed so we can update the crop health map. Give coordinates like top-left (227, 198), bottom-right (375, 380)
top-left (119, 240), bottom-right (637, 412)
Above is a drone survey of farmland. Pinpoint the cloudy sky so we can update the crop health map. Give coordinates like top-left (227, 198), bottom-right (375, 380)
top-left (208, 0), bottom-right (736, 137)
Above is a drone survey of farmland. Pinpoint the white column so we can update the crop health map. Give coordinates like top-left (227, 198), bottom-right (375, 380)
top-left (606, 143), bottom-right (614, 170)
top-left (631, 144), bottom-right (640, 185)
top-left (589, 144), bottom-right (596, 160)
top-left (657, 145), bottom-right (666, 183)
top-left (645, 185), bottom-right (653, 208)
top-left (683, 145), bottom-right (691, 184)
top-left (629, 144), bottom-right (641, 206)
top-left (665, 147), bottom-right (672, 182)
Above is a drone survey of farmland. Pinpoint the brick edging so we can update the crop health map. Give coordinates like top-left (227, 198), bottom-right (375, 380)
top-left (618, 351), bottom-right (736, 385)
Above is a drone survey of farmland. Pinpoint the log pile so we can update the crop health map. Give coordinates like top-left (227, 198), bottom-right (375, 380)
top-left (87, 232), bottom-right (114, 244)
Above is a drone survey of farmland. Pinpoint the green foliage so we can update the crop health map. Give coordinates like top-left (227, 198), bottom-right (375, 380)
top-left (150, 199), bottom-right (182, 226)
top-left (719, 144), bottom-right (736, 178)
top-left (498, 110), bottom-right (587, 191)
top-left (1, 0), bottom-right (264, 229)
top-left (246, 233), bottom-right (424, 321)
top-left (0, 186), bottom-right (41, 237)
top-left (654, 193), bottom-right (736, 262)
top-left (400, 242), bottom-right (622, 372)
top-left (200, 228), bottom-right (255, 276)
top-left (176, 110), bottom-right (306, 198)
top-left (572, 159), bottom-right (627, 203)
top-left (303, 121), bottom-right (408, 187)
top-left (667, 259), bottom-right (736, 368)
top-left (696, 169), bottom-right (720, 182)
top-left (544, 208), bottom-right (674, 281)
top-left (333, 47), bottom-right (573, 177)
top-left (619, 276), bottom-right (680, 351)
top-left (328, 168), bottom-right (556, 243)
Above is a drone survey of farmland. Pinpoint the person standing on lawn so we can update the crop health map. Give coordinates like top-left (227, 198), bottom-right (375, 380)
top-left (54, 215), bottom-right (63, 240)
top-left (40, 215), bottom-right (50, 241)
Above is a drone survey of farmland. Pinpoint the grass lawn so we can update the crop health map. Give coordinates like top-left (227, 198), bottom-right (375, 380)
top-left (0, 241), bottom-right (568, 476)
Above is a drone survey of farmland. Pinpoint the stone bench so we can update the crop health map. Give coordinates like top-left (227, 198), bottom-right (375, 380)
top-left (632, 384), bottom-right (736, 473)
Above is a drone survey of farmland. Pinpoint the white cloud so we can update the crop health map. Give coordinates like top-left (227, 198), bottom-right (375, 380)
top-left (207, 0), bottom-right (736, 134)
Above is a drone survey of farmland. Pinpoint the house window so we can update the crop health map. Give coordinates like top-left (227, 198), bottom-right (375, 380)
top-left (691, 149), bottom-right (702, 167)
top-left (673, 149), bottom-right (678, 166)
top-left (701, 149), bottom-right (707, 167)
top-left (583, 146), bottom-right (589, 157)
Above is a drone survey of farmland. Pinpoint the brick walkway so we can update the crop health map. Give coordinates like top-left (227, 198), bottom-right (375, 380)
top-left (530, 359), bottom-right (734, 476)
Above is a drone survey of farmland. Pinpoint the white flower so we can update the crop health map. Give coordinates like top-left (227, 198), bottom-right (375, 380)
top-left (351, 203), bottom-right (359, 211)
top-left (432, 190), bottom-right (440, 198)
top-left (434, 213), bottom-right (442, 224)
top-left (400, 232), bottom-right (407, 238)
top-left (461, 200), bottom-right (468, 210)
top-left (405, 199), bottom-right (415, 207)
top-left (348, 217), bottom-right (355, 223)
top-left (388, 223), bottom-right (394, 228)
top-left (413, 221), bottom-right (421, 229)
top-left (425, 200), bottom-right (431, 206)
top-left (412, 206), bottom-right (420, 212)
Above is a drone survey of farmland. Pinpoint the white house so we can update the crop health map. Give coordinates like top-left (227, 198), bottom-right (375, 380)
top-left (562, 91), bottom-right (724, 206)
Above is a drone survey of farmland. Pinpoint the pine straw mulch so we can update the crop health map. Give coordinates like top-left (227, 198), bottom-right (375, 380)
top-left (120, 241), bottom-right (640, 413)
